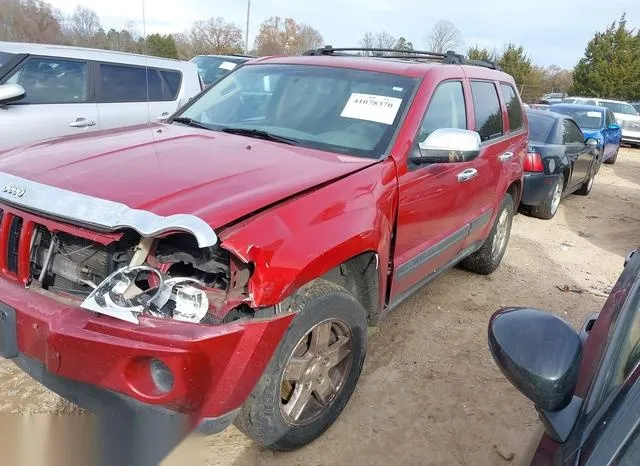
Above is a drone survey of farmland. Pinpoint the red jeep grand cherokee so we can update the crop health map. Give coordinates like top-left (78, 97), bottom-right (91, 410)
top-left (0, 47), bottom-right (526, 452)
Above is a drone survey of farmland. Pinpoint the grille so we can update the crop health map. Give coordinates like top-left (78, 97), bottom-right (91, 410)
top-left (7, 216), bottom-right (23, 274)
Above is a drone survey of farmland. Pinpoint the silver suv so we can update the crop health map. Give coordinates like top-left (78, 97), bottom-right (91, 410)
top-left (190, 54), bottom-right (253, 87)
top-left (0, 42), bottom-right (202, 151)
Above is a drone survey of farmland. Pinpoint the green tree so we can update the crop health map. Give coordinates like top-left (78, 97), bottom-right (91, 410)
top-left (498, 43), bottom-right (532, 94)
top-left (394, 37), bottom-right (414, 51)
top-left (145, 33), bottom-right (178, 59)
top-left (571, 14), bottom-right (640, 100)
top-left (466, 45), bottom-right (496, 62)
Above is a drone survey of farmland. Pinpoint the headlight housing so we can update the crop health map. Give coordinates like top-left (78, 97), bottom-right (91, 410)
top-left (81, 266), bottom-right (210, 324)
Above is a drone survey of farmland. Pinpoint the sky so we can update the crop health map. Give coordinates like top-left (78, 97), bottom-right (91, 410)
top-left (49, 0), bottom-right (639, 69)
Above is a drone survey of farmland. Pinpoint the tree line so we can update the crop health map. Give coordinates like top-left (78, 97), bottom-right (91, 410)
top-left (1, 2), bottom-right (638, 102)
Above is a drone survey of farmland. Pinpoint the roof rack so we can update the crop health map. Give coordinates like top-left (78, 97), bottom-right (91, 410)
top-left (302, 46), bottom-right (502, 71)
top-left (226, 53), bottom-right (257, 58)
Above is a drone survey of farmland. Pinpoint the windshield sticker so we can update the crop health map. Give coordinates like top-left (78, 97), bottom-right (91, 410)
top-left (218, 61), bottom-right (237, 71)
top-left (587, 111), bottom-right (601, 117)
top-left (341, 93), bottom-right (403, 125)
top-left (392, 87), bottom-right (404, 92)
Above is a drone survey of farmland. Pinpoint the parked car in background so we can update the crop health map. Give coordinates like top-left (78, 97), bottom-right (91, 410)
top-left (563, 97), bottom-right (578, 103)
top-left (572, 97), bottom-right (640, 147)
top-left (0, 46), bottom-right (526, 455)
top-left (632, 101), bottom-right (640, 114)
top-left (530, 103), bottom-right (551, 111)
top-left (541, 92), bottom-right (565, 104)
top-left (550, 103), bottom-right (622, 168)
top-left (489, 247), bottom-right (640, 465)
top-left (190, 54), bottom-right (253, 87)
top-left (520, 109), bottom-right (599, 219)
top-left (0, 42), bottom-right (202, 151)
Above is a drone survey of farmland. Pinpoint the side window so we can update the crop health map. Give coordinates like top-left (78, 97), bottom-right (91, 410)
top-left (5, 57), bottom-right (88, 104)
top-left (606, 110), bottom-right (616, 127)
top-left (500, 83), bottom-right (523, 131)
top-left (470, 81), bottom-right (503, 141)
top-left (100, 64), bottom-right (180, 103)
top-left (418, 81), bottom-right (466, 141)
top-left (562, 120), bottom-right (584, 144)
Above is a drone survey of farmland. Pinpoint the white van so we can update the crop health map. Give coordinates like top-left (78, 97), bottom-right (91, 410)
top-left (0, 42), bottom-right (202, 150)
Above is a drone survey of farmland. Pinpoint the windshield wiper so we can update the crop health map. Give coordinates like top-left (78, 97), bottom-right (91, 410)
top-left (171, 116), bottom-right (213, 131)
top-left (220, 127), bottom-right (299, 145)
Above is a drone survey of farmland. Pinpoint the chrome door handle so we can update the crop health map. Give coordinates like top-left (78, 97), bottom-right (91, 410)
top-left (69, 118), bottom-right (96, 128)
top-left (457, 168), bottom-right (478, 182)
top-left (499, 152), bottom-right (514, 162)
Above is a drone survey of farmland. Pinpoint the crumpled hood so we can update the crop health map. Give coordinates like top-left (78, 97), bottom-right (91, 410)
top-left (0, 124), bottom-right (377, 229)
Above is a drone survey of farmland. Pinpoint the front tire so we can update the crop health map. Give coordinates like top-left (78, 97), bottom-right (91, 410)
top-left (576, 160), bottom-right (596, 195)
top-left (234, 280), bottom-right (367, 451)
top-left (531, 174), bottom-right (563, 220)
top-left (461, 193), bottom-right (514, 275)
top-left (604, 147), bottom-right (618, 165)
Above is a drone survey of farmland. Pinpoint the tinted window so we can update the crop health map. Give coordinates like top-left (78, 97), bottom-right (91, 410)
top-left (418, 81), bottom-right (466, 141)
top-left (179, 64), bottom-right (418, 159)
top-left (500, 83), bottom-right (523, 131)
top-left (470, 81), bottom-right (503, 141)
top-left (100, 64), bottom-right (181, 102)
top-left (526, 112), bottom-right (556, 143)
top-left (5, 57), bottom-right (88, 104)
top-left (0, 52), bottom-right (15, 68)
top-left (563, 120), bottom-right (585, 144)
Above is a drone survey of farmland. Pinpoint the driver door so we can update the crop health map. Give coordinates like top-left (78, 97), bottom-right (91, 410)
top-left (390, 80), bottom-right (475, 301)
top-left (562, 119), bottom-right (593, 189)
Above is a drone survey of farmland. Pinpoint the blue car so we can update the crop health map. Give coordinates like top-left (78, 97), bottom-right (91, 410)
top-left (550, 103), bottom-right (622, 169)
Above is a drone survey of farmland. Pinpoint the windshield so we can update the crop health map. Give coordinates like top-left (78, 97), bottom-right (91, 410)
top-left (191, 56), bottom-right (246, 86)
top-left (177, 64), bottom-right (418, 159)
top-left (0, 52), bottom-right (15, 69)
top-left (552, 107), bottom-right (603, 129)
top-left (601, 101), bottom-right (639, 116)
top-left (526, 112), bottom-right (556, 143)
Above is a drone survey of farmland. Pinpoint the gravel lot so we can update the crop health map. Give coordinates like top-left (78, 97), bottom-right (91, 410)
top-left (1, 147), bottom-right (639, 465)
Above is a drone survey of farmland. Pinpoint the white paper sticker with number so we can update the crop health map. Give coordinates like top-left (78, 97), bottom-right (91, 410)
top-left (587, 111), bottom-right (601, 117)
top-left (340, 93), bottom-right (403, 125)
top-left (218, 61), bottom-right (237, 71)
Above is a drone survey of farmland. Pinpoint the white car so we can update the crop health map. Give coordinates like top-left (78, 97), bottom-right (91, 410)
top-left (0, 42), bottom-right (202, 151)
top-left (573, 97), bottom-right (640, 147)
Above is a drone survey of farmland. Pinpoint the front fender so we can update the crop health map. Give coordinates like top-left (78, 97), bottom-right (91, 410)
top-left (220, 160), bottom-right (398, 308)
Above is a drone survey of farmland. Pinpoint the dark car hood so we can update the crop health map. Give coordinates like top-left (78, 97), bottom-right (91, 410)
top-left (0, 124), bottom-right (377, 229)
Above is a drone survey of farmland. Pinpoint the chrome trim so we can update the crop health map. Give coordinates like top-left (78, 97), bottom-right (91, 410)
top-left (0, 172), bottom-right (217, 248)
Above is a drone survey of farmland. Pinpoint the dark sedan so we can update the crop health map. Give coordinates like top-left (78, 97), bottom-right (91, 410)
top-left (488, 248), bottom-right (640, 465)
top-left (520, 109), bottom-right (599, 219)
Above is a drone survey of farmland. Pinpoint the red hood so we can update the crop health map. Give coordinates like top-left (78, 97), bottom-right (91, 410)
top-left (0, 125), bottom-right (377, 229)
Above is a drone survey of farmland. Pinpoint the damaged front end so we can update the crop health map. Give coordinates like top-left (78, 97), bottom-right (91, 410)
top-left (29, 227), bottom-right (257, 325)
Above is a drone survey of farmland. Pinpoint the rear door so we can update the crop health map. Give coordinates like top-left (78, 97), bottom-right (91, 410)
top-left (459, 80), bottom-right (511, 248)
top-left (562, 119), bottom-right (592, 189)
top-left (97, 63), bottom-right (182, 130)
top-left (0, 55), bottom-right (98, 150)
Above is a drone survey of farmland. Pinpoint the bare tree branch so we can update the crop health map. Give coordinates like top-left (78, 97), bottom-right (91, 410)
top-left (425, 20), bottom-right (463, 53)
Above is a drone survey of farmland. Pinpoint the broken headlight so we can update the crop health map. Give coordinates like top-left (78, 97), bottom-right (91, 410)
top-left (80, 266), bottom-right (209, 324)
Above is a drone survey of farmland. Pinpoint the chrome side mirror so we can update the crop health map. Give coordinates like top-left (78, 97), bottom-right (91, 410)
top-left (411, 128), bottom-right (482, 164)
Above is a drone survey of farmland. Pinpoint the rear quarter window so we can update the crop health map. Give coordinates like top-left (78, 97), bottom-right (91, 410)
top-left (470, 81), bottom-right (504, 141)
top-left (500, 83), bottom-right (524, 132)
top-left (100, 64), bottom-right (182, 103)
top-left (527, 112), bottom-right (556, 143)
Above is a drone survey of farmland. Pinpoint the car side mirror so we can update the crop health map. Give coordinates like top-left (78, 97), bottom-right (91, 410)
top-left (0, 83), bottom-right (25, 105)
top-left (489, 307), bottom-right (583, 443)
top-left (608, 124), bottom-right (620, 130)
top-left (585, 137), bottom-right (599, 155)
top-left (410, 128), bottom-right (481, 165)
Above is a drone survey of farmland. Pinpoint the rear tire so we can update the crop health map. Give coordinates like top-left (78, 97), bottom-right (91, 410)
top-left (531, 174), bottom-right (563, 220)
top-left (234, 280), bottom-right (367, 451)
top-left (461, 193), bottom-right (514, 275)
top-left (604, 147), bottom-right (618, 165)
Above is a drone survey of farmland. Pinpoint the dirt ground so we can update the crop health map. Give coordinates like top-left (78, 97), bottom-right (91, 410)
top-left (1, 147), bottom-right (640, 466)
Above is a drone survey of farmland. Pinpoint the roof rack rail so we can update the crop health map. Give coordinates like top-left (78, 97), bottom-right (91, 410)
top-left (302, 46), bottom-right (502, 71)
top-left (227, 53), bottom-right (257, 58)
